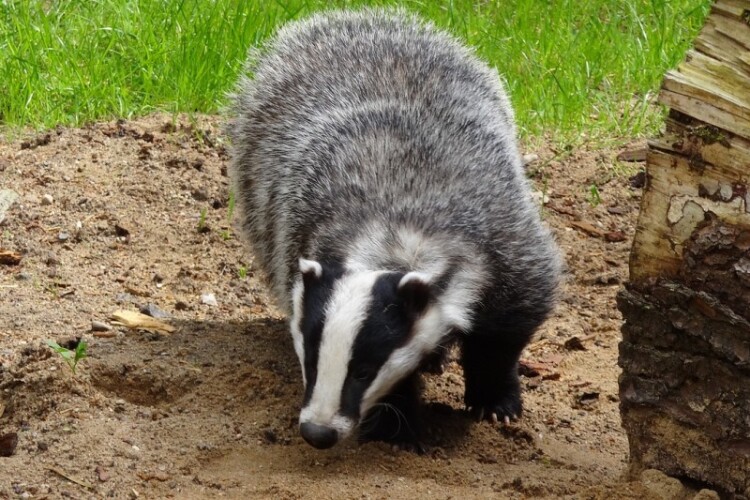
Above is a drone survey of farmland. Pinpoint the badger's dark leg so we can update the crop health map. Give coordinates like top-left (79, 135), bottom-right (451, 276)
top-left (359, 372), bottom-right (424, 453)
top-left (418, 341), bottom-right (455, 375)
top-left (461, 329), bottom-right (528, 423)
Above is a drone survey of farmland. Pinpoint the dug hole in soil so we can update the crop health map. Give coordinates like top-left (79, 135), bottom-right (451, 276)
top-left (0, 114), bottom-right (694, 499)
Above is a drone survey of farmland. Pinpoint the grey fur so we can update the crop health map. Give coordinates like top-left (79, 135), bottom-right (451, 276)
top-left (229, 9), bottom-right (561, 319)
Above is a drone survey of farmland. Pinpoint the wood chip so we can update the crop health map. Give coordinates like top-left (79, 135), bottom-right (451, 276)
top-left (570, 221), bottom-right (607, 238)
top-left (110, 310), bottom-right (175, 334)
top-left (0, 250), bottom-right (22, 266)
top-left (617, 147), bottom-right (648, 162)
top-left (124, 285), bottom-right (151, 297)
top-left (47, 466), bottom-right (94, 490)
top-left (518, 359), bottom-right (560, 380)
top-left (569, 380), bottom-right (592, 388)
top-left (606, 205), bottom-right (629, 215)
top-left (92, 331), bottom-right (118, 338)
top-left (518, 359), bottom-right (543, 377)
top-left (547, 202), bottom-right (576, 216)
top-left (604, 231), bottom-right (627, 242)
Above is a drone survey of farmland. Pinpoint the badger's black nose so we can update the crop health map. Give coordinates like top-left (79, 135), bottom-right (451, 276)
top-left (300, 422), bottom-right (338, 449)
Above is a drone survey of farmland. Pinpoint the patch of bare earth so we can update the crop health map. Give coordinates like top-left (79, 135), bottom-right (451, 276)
top-left (1, 115), bottom-right (660, 498)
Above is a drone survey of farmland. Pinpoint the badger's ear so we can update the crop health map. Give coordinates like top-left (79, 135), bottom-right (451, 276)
top-left (299, 258), bottom-right (323, 281)
top-left (398, 272), bottom-right (432, 316)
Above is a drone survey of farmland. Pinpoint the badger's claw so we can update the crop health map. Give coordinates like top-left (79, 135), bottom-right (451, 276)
top-left (489, 412), bottom-right (515, 425)
top-left (476, 407), bottom-right (485, 422)
top-left (465, 391), bottom-right (522, 425)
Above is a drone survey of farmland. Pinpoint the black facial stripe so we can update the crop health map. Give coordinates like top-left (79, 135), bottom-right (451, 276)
top-left (339, 272), bottom-right (416, 419)
top-left (300, 259), bottom-right (344, 405)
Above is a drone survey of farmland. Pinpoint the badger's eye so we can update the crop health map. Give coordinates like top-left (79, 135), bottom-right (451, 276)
top-left (352, 365), bottom-right (376, 382)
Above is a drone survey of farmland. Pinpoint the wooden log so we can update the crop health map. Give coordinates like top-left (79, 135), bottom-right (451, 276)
top-left (619, 0), bottom-right (750, 496)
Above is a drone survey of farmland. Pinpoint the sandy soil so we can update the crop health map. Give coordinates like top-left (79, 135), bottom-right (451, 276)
top-left (0, 114), bottom-right (692, 499)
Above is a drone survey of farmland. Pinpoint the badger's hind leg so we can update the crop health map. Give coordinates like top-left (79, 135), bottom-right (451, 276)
top-left (359, 372), bottom-right (425, 453)
top-left (461, 329), bottom-right (528, 424)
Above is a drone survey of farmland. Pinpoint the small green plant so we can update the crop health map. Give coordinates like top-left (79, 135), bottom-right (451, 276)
top-left (45, 282), bottom-right (60, 299)
top-left (587, 184), bottom-right (602, 207)
top-left (197, 207), bottom-right (209, 233)
top-left (227, 190), bottom-right (236, 222)
top-left (238, 265), bottom-right (248, 279)
top-left (46, 339), bottom-right (88, 374)
top-left (221, 190), bottom-right (237, 241)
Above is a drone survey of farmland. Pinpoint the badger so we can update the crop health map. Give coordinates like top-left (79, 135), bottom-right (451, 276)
top-left (228, 9), bottom-right (562, 451)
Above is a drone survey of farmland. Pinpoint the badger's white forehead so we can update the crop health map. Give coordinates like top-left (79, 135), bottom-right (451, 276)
top-left (300, 270), bottom-right (386, 427)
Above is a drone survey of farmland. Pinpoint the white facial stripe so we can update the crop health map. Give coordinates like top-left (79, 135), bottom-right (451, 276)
top-left (290, 279), bottom-right (306, 387)
top-left (301, 271), bottom-right (385, 431)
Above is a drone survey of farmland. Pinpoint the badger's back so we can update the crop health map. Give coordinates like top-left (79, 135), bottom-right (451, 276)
top-left (230, 9), bottom-right (560, 320)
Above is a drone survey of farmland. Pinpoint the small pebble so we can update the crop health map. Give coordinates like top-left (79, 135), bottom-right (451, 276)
top-left (201, 293), bottom-right (218, 307)
top-left (57, 232), bottom-right (69, 242)
top-left (41, 194), bottom-right (53, 205)
top-left (140, 303), bottom-right (171, 319)
top-left (522, 153), bottom-right (539, 166)
top-left (530, 190), bottom-right (550, 205)
top-left (115, 292), bottom-right (135, 304)
top-left (191, 189), bottom-right (209, 201)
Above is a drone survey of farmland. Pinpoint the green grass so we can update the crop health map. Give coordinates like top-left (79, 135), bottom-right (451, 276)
top-left (1, 0), bottom-right (711, 141)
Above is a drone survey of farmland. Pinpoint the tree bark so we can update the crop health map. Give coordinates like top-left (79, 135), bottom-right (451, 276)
top-left (619, 0), bottom-right (750, 496)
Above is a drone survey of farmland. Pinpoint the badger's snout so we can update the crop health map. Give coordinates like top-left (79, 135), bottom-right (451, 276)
top-left (300, 422), bottom-right (339, 449)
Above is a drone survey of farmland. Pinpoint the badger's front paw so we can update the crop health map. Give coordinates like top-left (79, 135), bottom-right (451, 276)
top-left (359, 405), bottom-right (425, 453)
top-left (464, 378), bottom-right (522, 424)
top-left (465, 395), bottom-right (522, 424)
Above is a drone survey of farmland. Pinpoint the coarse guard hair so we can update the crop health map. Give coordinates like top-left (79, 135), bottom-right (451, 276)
top-left (228, 9), bottom-right (562, 451)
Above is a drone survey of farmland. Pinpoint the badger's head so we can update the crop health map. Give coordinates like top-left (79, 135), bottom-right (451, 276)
top-left (290, 257), bottom-right (466, 449)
